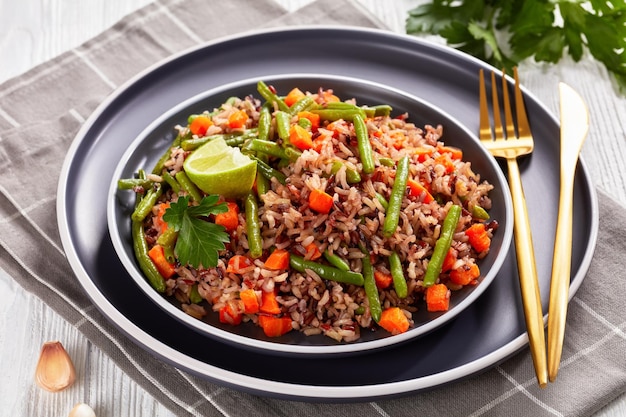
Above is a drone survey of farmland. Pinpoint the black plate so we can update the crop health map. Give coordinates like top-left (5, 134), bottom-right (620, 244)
top-left (107, 74), bottom-right (513, 355)
top-left (57, 27), bottom-right (598, 400)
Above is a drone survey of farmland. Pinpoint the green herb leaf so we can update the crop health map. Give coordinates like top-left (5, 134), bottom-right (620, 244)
top-left (163, 195), bottom-right (230, 269)
top-left (406, 0), bottom-right (626, 94)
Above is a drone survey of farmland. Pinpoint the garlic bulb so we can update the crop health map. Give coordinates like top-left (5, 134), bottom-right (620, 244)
top-left (35, 341), bottom-right (76, 392)
top-left (69, 403), bottom-right (96, 417)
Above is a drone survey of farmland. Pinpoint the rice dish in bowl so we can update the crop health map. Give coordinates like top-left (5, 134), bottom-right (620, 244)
top-left (108, 75), bottom-right (513, 355)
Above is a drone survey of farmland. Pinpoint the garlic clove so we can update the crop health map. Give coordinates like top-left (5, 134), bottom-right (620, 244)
top-left (35, 341), bottom-right (76, 392)
top-left (69, 403), bottom-right (96, 417)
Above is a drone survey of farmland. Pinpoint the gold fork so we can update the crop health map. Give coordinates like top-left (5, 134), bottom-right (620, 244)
top-left (479, 68), bottom-right (548, 388)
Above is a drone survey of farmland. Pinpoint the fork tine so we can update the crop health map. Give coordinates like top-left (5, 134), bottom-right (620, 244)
top-left (514, 67), bottom-right (531, 139)
top-left (490, 71), bottom-right (504, 140)
top-left (478, 69), bottom-right (492, 141)
top-left (501, 69), bottom-right (516, 139)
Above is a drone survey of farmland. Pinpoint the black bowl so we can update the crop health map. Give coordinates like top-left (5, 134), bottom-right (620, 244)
top-left (107, 74), bottom-right (513, 356)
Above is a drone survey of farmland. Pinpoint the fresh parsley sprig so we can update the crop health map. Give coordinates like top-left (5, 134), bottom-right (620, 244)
top-left (406, 0), bottom-right (626, 93)
top-left (162, 195), bottom-right (230, 269)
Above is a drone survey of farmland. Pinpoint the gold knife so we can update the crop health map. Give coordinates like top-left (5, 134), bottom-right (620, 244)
top-left (547, 83), bottom-right (590, 382)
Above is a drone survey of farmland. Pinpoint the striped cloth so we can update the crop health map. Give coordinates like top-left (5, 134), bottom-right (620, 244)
top-left (0, 0), bottom-right (625, 416)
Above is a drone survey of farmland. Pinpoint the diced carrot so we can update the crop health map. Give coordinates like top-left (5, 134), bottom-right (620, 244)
top-left (260, 290), bottom-right (282, 315)
top-left (414, 147), bottom-right (434, 162)
top-left (226, 255), bottom-right (253, 274)
top-left (434, 154), bottom-right (455, 174)
top-left (378, 307), bottom-right (410, 335)
top-left (441, 247), bottom-right (458, 273)
top-left (228, 109), bottom-right (249, 129)
top-left (438, 144), bottom-right (463, 160)
top-left (289, 124), bottom-right (313, 150)
top-left (320, 90), bottom-right (340, 103)
top-left (324, 121), bottom-right (341, 138)
top-left (258, 315), bottom-right (293, 337)
top-left (219, 301), bottom-right (243, 325)
top-left (304, 243), bottom-right (322, 261)
top-left (450, 263), bottom-right (480, 286)
top-left (189, 115), bottom-right (213, 136)
top-left (214, 201), bottom-right (239, 232)
top-left (465, 223), bottom-right (491, 253)
top-left (239, 288), bottom-right (260, 314)
top-left (154, 202), bottom-right (170, 233)
top-left (264, 249), bottom-right (290, 270)
top-left (390, 131), bottom-right (406, 150)
top-left (425, 283), bottom-right (450, 312)
top-left (407, 179), bottom-right (434, 203)
top-left (311, 138), bottom-right (325, 153)
top-left (147, 244), bottom-right (176, 279)
top-left (308, 188), bottom-right (334, 214)
top-left (284, 87), bottom-right (306, 107)
top-left (297, 111), bottom-right (320, 129)
top-left (374, 270), bottom-right (393, 289)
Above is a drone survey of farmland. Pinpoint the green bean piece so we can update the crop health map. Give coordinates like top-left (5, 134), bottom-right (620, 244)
top-left (255, 155), bottom-right (270, 199)
top-left (389, 251), bottom-right (408, 298)
top-left (156, 227), bottom-right (178, 254)
top-left (225, 135), bottom-right (253, 148)
top-left (289, 255), bottom-right (364, 286)
top-left (322, 102), bottom-right (364, 111)
top-left (288, 96), bottom-right (315, 115)
top-left (257, 81), bottom-right (289, 112)
top-left (131, 184), bottom-right (162, 222)
top-left (297, 117), bottom-right (312, 129)
top-left (181, 130), bottom-right (258, 151)
top-left (331, 161), bottom-right (362, 184)
top-left (310, 108), bottom-right (366, 122)
top-left (117, 178), bottom-right (152, 190)
top-left (162, 244), bottom-right (176, 265)
top-left (284, 147), bottom-right (302, 161)
top-left (249, 155), bottom-right (287, 185)
top-left (379, 157), bottom-right (395, 167)
top-left (322, 250), bottom-right (351, 272)
top-left (382, 155), bottom-right (409, 238)
top-left (161, 171), bottom-right (180, 194)
top-left (155, 218), bottom-right (178, 264)
top-left (132, 220), bottom-right (166, 293)
top-left (181, 136), bottom-right (214, 151)
top-left (244, 192), bottom-right (263, 259)
top-left (472, 205), bottom-right (490, 220)
top-left (423, 205), bottom-right (462, 287)
top-left (354, 306), bottom-right (366, 315)
top-left (258, 105), bottom-right (272, 141)
top-left (175, 171), bottom-right (203, 202)
top-left (256, 169), bottom-right (270, 198)
top-left (275, 111), bottom-right (291, 142)
top-left (189, 284), bottom-right (203, 304)
top-left (225, 96), bottom-right (238, 106)
top-left (375, 192), bottom-right (389, 211)
top-left (152, 135), bottom-right (182, 174)
top-left (359, 246), bottom-right (382, 322)
top-left (353, 114), bottom-right (375, 175)
top-left (364, 104), bottom-right (393, 117)
top-left (248, 139), bottom-right (290, 160)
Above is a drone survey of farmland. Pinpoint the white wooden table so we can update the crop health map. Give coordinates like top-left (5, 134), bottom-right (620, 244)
top-left (1, 0), bottom-right (625, 415)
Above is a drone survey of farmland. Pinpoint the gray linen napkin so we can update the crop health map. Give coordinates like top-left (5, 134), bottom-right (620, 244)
top-left (0, 0), bottom-right (624, 416)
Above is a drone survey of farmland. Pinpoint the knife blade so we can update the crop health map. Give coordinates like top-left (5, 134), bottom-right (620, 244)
top-left (547, 82), bottom-right (590, 382)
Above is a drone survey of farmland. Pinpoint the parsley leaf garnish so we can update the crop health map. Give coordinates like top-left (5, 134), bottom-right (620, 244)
top-left (162, 195), bottom-right (230, 269)
top-left (406, 0), bottom-right (626, 93)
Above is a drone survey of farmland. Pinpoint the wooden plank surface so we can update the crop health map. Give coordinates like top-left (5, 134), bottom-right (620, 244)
top-left (1, 0), bottom-right (624, 416)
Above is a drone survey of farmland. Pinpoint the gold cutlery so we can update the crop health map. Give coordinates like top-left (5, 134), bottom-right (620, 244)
top-left (479, 68), bottom-right (547, 387)
top-left (547, 83), bottom-right (589, 381)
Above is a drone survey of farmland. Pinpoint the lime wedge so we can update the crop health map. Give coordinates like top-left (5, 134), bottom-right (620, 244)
top-left (183, 137), bottom-right (257, 199)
